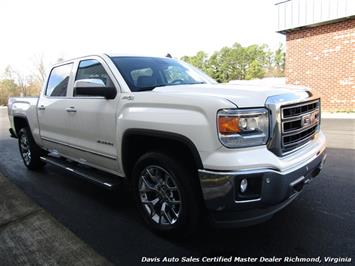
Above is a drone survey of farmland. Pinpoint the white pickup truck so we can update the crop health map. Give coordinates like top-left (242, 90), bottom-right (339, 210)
top-left (8, 54), bottom-right (327, 236)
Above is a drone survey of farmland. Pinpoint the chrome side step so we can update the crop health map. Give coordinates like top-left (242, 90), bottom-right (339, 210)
top-left (40, 155), bottom-right (123, 190)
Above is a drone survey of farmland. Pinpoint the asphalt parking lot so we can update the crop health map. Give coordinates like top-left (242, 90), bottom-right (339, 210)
top-left (0, 108), bottom-right (354, 265)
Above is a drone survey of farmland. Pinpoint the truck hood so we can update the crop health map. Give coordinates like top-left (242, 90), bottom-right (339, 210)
top-left (153, 83), bottom-right (308, 107)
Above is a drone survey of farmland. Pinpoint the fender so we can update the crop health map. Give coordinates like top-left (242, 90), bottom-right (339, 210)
top-left (121, 128), bottom-right (203, 176)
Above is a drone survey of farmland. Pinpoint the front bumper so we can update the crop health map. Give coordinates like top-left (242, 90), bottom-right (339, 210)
top-left (198, 148), bottom-right (327, 227)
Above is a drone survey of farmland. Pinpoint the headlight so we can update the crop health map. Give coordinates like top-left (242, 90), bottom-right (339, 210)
top-left (217, 108), bottom-right (269, 148)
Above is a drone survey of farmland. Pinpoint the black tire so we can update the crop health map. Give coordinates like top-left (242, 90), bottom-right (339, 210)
top-left (18, 127), bottom-right (45, 170)
top-left (131, 152), bottom-right (201, 238)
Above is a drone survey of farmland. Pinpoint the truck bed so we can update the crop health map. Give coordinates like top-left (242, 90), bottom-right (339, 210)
top-left (8, 96), bottom-right (39, 137)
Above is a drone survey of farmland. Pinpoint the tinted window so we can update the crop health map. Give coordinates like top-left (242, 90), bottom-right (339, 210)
top-left (75, 59), bottom-right (113, 87)
top-left (163, 65), bottom-right (193, 83)
top-left (110, 57), bottom-right (207, 92)
top-left (46, 63), bottom-right (73, 96)
top-left (131, 68), bottom-right (153, 87)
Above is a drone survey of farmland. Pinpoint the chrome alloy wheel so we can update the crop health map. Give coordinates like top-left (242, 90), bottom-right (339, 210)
top-left (20, 133), bottom-right (31, 165)
top-left (139, 165), bottom-right (182, 225)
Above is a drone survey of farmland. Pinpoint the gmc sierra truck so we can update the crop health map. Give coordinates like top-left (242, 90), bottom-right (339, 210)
top-left (8, 54), bottom-right (327, 236)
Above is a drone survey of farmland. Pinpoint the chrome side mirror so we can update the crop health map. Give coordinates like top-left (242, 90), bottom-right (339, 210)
top-left (74, 79), bottom-right (116, 99)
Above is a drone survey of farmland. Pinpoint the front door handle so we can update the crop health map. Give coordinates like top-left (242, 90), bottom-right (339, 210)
top-left (65, 107), bottom-right (77, 113)
top-left (38, 105), bottom-right (46, 111)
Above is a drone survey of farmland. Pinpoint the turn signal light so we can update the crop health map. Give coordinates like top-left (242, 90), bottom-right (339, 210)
top-left (218, 117), bottom-right (240, 134)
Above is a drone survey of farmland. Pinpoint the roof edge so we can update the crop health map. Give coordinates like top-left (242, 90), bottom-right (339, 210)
top-left (277, 15), bottom-right (355, 34)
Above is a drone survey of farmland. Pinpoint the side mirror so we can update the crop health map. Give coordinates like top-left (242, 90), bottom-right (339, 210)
top-left (74, 79), bottom-right (117, 99)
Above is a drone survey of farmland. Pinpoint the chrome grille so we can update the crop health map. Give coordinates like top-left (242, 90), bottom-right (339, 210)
top-left (281, 100), bottom-right (320, 153)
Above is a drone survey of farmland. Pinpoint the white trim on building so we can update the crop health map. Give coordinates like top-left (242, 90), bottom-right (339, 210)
top-left (275, 0), bottom-right (355, 33)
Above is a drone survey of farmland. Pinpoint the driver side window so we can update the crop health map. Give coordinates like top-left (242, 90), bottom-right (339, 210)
top-left (74, 59), bottom-right (114, 97)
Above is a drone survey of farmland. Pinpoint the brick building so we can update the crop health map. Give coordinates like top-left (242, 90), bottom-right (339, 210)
top-left (276, 0), bottom-right (355, 111)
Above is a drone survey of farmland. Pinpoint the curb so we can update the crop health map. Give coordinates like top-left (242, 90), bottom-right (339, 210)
top-left (322, 112), bottom-right (355, 119)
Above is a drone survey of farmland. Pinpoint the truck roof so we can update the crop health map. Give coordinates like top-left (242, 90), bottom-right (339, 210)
top-left (53, 53), bottom-right (171, 66)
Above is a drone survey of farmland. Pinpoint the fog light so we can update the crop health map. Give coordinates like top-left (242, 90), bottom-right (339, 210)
top-left (240, 178), bottom-right (248, 193)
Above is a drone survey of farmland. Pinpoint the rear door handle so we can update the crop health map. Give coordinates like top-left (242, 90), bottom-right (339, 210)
top-left (65, 107), bottom-right (77, 113)
top-left (38, 105), bottom-right (46, 111)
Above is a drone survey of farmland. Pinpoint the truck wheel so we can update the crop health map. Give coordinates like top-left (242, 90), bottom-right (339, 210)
top-left (18, 127), bottom-right (45, 170)
top-left (131, 152), bottom-right (200, 237)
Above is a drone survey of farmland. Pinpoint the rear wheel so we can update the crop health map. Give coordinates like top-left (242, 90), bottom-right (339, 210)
top-left (132, 152), bottom-right (201, 237)
top-left (18, 127), bottom-right (45, 170)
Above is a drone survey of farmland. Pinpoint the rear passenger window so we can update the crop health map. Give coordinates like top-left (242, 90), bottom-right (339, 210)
top-left (75, 59), bottom-right (113, 87)
top-left (46, 63), bottom-right (73, 96)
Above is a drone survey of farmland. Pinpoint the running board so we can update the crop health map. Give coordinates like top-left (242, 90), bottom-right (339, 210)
top-left (40, 155), bottom-right (123, 190)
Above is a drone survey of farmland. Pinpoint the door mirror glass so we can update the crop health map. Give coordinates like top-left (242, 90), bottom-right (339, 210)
top-left (74, 79), bottom-right (116, 99)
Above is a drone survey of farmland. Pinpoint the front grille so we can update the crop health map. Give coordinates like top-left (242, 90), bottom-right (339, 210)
top-left (283, 101), bottom-right (318, 118)
top-left (281, 100), bottom-right (320, 153)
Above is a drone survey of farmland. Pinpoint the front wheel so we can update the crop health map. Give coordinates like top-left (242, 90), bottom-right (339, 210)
top-left (18, 127), bottom-right (45, 170)
top-left (131, 152), bottom-right (201, 237)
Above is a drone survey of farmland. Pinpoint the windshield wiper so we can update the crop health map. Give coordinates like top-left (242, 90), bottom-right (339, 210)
top-left (136, 84), bottom-right (167, 91)
top-left (189, 81), bottom-right (206, 85)
top-left (136, 82), bottom-right (206, 92)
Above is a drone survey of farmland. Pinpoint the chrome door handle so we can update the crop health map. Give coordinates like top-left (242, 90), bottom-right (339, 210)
top-left (38, 105), bottom-right (46, 111)
top-left (65, 107), bottom-right (77, 113)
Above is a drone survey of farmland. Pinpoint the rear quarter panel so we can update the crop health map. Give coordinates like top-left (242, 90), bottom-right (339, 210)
top-left (8, 97), bottom-right (42, 144)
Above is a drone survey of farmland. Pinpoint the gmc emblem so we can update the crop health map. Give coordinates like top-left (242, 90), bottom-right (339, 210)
top-left (302, 111), bottom-right (319, 127)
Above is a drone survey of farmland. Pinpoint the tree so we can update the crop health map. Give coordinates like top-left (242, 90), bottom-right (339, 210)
top-left (273, 43), bottom-right (285, 76)
top-left (26, 54), bottom-right (48, 95)
top-left (26, 77), bottom-right (42, 96)
top-left (0, 54), bottom-right (49, 105)
top-left (33, 54), bottom-right (47, 86)
top-left (13, 70), bottom-right (28, 96)
top-left (181, 51), bottom-right (209, 72)
top-left (2, 65), bottom-right (14, 80)
top-left (245, 60), bottom-right (264, 80)
top-left (0, 78), bottom-right (20, 105)
top-left (0, 66), bottom-right (19, 105)
top-left (181, 42), bottom-right (285, 82)
top-left (243, 44), bottom-right (268, 80)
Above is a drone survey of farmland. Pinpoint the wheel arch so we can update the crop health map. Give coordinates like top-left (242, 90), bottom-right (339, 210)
top-left (121, 129), bottom-right (203, 178)
top-left (13, 115), bottom-right (31, 135)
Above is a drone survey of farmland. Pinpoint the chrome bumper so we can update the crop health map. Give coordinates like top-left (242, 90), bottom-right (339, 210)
top-left (198, 148), bottom-right (327, 226)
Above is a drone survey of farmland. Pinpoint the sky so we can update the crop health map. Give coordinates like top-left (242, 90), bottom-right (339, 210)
top-left (0, 0), bottom-right (285, 76)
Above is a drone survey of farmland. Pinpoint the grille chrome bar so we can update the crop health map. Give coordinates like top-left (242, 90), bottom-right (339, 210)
top-left (283, 125), bottom-right (318, 147)
top-left (281, 100), bottom-right (320, 153)
top-left (282, 100), bottom-right (319, 119)
top-left (282, 119), bottom-right (319, 135)
top-left (265, 91), bottom-right (320, 157)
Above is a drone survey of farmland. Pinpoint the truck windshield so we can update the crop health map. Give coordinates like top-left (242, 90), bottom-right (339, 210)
top-left (110, 56), bottom-right (214, 92)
